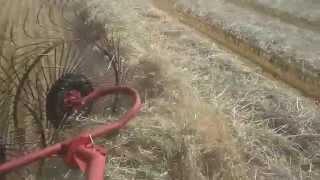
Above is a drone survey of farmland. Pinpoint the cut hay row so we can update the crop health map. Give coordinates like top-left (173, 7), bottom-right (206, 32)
top-left (75, 0), bottom-right (320, 179)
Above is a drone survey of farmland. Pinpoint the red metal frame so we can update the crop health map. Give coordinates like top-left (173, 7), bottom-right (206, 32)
top-left (0, 86), bottom-right (142, 180)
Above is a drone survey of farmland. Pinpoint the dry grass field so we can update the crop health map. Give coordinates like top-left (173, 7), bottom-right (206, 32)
top-left (0, 0), bottom-right (320, 179)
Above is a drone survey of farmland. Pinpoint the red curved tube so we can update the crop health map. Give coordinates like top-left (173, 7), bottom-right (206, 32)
top-left (0, 86), bottom-right (142, 174)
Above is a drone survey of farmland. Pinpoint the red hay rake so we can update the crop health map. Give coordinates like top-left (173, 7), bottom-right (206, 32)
top-left (0, 86), bottom-right (142, 180)
top-left (0, 1), bottom-right (142, 179)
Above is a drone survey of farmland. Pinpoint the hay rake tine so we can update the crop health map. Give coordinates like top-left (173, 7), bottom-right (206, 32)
top-left (23, 102), bottom-right (46, 148)
top-left (58, 43), bottom-right (65, 79)
top-left (64, 47), bottom-right (81, 74)
top-left (19, 104), bottom-right (46, 150)
top-left (10, 56), bottom-right (24, 85)
top-left (45, 55), bottom-right (58, 93)
top-left (0, 62), bottom-right (18, 88)
top-left (9, 25), bottom-right (17, 47)
top-left (12, 44), bottom-right (60, 128)
top-left (60, 43), bottom-right (73, 76)
top-left (68, 52), bottom-right (86, 74)
top-left (36, 69), bottom-right (50, 105)
top-left (39, 60), bottom-right (51, 93)
top-left (14, 46), bottom-right (48, 60)
top-left (42, 54), bottom-right (54, 91)
top-left (34, 76), bottom-right (48, 147)
top-left (13, 72), bottom-right (39, 110)
top-left (53, 45), bottom-right (59, 81)
top-left (15, 86), bottom-right (37, 113)
top-left (21, 57), bottom-right (44, 104)
top-left (36, 65), bottom-right (51, 99)
top-left (36, 2), bottom-right (45, 28)
top-left (22, 8), bottom-right (34, 39)
top-left (15, 41), bottom-right (54, 51)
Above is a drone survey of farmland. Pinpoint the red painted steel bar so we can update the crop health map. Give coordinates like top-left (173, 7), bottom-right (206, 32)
top-left (0, 144), bottom-right (62, 174)
top-left (0, 86), bottom-right (142, 176)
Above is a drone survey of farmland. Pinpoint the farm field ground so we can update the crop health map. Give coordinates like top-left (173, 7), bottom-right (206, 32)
top-left (0, 0), bottom-right (320, 179)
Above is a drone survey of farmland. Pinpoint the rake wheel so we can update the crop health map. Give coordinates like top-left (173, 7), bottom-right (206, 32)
top-left (0, 1), bottom-right (128, 178)
top-left (2, 43), bottom-right (126, 179)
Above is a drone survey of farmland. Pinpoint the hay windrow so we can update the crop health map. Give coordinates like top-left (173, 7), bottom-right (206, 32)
top-left (1, 0), bottom-right (320, 179)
